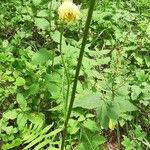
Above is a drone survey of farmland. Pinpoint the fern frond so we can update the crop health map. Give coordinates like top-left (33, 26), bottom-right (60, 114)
top-left (21, 123), bottom-right (62, 150)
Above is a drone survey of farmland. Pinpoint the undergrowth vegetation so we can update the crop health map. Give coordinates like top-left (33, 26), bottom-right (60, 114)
top-left (0, 0), bottom-right (150, 149)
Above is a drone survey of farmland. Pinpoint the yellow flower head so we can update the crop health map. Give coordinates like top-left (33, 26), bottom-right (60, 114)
top-left (58, 0), bottom-right (80, 23)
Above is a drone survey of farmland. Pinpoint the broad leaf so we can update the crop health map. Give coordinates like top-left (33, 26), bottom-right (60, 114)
top-left (96, 102), bottom-right (109, 129)
top-left (83, 119), bottom-right (99, 132)
top-left (35, 18), bottom-right (49, 30)
top-left (74, 93), bottom-right (100, 109)
top-left (32, 49), bottom-right (52, 65)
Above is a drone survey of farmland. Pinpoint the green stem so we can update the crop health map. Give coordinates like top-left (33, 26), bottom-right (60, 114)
top-left (48, 0), bottom-right (55, 71)
top-left (60, 0), bottom-right (96, 149)
top-left (48, 0), bottom-right (52, 30)
top-left (60, 24), bottom-right (70, 117)
top-left (116, 122), bottom-right (121, 150)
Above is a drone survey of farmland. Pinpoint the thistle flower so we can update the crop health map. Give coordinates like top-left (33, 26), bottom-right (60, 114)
top-left (58, 0), bottom-right (80, 23)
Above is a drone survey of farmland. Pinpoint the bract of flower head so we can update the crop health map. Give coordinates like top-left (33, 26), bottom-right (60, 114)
top-left (58, 0), bottom-right (80, 23)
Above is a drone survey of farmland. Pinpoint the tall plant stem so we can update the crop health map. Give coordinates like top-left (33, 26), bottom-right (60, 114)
top-left (60, 1), bottom-right (96, 149)
top-left (48, 0), bottom-right (52, 31)
top-left (48, 0), bottom-right (55, 71)
top-left (116, 122), bottom-right (121, 150)
top-left (60, 24), bottom-right (70, 116)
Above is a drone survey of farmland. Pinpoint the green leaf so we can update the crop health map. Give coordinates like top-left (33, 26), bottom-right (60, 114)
top-left (68, 119), bottom-right (79, 134)
top-left (74, 93), bottom-right (100, 109)
top-left (51, 31), bottom-right (61, 43)
top-left (135, 56), bottom-right (143, 64)
top-left (136, 70), bottom-right (146, 81)
top-left (2, 138), bottom-right (22, 150)
top-left (114, 98), bottom-right (137, 112)
top-left (35, 18), bottom-right (49, 30)
top-left (145, 56), bottom-right (150, 67)
top-left (107, 106), bottom-right (119, 120)
top-left (3, 109), bottom-right (18, 120)
top-left (131, 85), bottom-right (141, 100)
top-left (27, 84), bottom-right (39, 96)
top-left (17, 113), bottom-right (28, 130)
top-left (122, 136), bottom-right (135, 150)
top-left (28, 113), bottom-right (45, 126)
top-left (17, 93), bottom-right (27, 109)
top-left (23, 130), bottom-right (40, 144)
top-left (46, 128), bottom-right (62, 137)
top-left (83, 119), bottom-right (99, 132)
top-left (3, 126), bottom-right (14, 134)
top-left (2, 40), bottom-right (9, 48)
top-left (99, 50), bottom-right (111, 55)
top-left (32, 48), bottom-right (52, 65)
top-left (16, 77), bottom-right (25, 86)
top-left (23, 135), bottom-right (45, 150)
top-left (34, 140), bottom-right (49, 150)
top-left (37, 10), bottom-right (48, 17)
top-left (77, 142), bottom-right (86, 150)
top-left (92, 135), bottom-right (106, 147)
top-left (32, 0), bottom-right (42, 6)
top-left (99, 57), bottom-right (111, 65)
top-left (40, 124), bottom-right (53, 135)
top-left (46, 82), bottom-right (59, 94)
top-left (96, 102), bottom-right (109, 129)
top-left (0, 53), bottom-right (7, 62)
